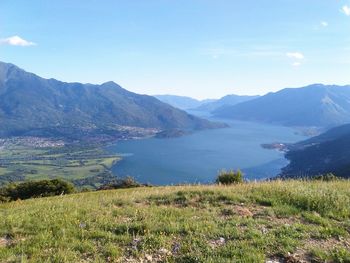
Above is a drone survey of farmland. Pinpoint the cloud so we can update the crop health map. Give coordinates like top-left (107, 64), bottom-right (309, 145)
top-left (286, 52), bottom-right (304, 67)
top-left (292, 62), bottom-right (301, 67)
top-left (321, 21), bottom-right (328, 27)
top-left (286, 52), bottom-right (304, 60)
top-left (0, 35), bottom-right (36, 46)
top-left (342, 5), bottom-right (350, 16)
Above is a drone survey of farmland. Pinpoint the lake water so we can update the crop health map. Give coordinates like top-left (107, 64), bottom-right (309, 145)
top-left (107, 119), bottom-right (306, 185)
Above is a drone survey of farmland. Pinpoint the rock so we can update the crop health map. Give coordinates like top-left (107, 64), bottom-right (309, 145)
top-left (145, 254), bottom-right (153, 261)
top-left (209, 237), bottom-right (226, 248)
top-left (172, 242), bottom-right (181, 254)
top-left (131, 238), bottom-right (141, 250)
top-left (158, 248), bottom-right (170, 255)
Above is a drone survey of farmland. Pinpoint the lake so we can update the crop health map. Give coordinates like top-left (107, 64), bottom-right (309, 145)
top-left (107, 119), bottom-right (306, 185)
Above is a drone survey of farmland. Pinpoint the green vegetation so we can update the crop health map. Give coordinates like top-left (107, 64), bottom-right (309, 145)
top-left (216, 169), bottom-right (244, 185)
top-left (98, 176), bottom-right (142, 190)
top-left (0, 179), bottom-right (74, 202)
top-left (0, 145), bottom-right (120, 188)
top-left (1, 180), bottom-right (349, 262)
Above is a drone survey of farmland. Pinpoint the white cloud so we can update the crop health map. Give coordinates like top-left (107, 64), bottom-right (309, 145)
top-left (342, 5), bottom-right (350, 16)
top-left (286, 52), bottom-right (304, 60)
top-left (286, 52), bottom-right (304, 67)
top-left (0, 35), bottom-right (36, 46)
top-left (321, 21), bottom-right (328, 27)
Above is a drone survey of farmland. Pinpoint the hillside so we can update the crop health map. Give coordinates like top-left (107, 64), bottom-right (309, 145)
top-left (194, 94), bottom-right (259, 113)
top-left (0, 62), bottom-right (224, 139)
top-left (1, 181), bottom-right (349, 262)
top-left (214, 84), bottom-right (350, 128)
top-left (282, 124), bottom-right (350, 178)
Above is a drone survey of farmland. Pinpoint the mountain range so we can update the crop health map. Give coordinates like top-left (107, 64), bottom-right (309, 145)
top-left (214, 84), bottom-right (350, 128)
top-left (155, 94), bottom-right (258, 112)
top-left (154, 95), bottom-right (214, 110)
top-left (0, 62), bottom-right (224, 139)
top-left (281, 123), bottom-right (350, 178)
top-left (194, 94), bottom-right (259, 112)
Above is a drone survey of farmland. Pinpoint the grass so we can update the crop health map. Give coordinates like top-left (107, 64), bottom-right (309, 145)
top-left (0, 180), bottom-right (350, 262)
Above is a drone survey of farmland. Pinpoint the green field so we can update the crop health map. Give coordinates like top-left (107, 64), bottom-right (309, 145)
top-left (0, 145), bottom-right (120, 187)
top-left (1, 180), bottom-right (350, 262)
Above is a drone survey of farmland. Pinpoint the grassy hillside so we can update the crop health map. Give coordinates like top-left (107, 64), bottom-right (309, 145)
top-left (1, 181), bottom-right (350, 262)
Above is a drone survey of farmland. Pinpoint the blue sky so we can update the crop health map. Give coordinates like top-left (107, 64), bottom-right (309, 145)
top-left (0, 0), bottom-right (350, 99)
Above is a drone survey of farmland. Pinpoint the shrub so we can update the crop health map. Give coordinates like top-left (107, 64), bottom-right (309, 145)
top-left (98, 176), bottom-right (141, 190)
top-left (312, 173), bottom-right (339, 181)
top-left (0, 179), bottom-right (75, 201)
top-left (216, 169), bottom-right (244, 185)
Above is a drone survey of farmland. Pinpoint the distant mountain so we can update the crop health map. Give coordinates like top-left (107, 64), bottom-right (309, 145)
top-left (0, 62), bottom-right (225, 139)
top-left (194, 94), bottom-right (259, 112)
top-left (154, 95), bottom-right (214, 110)
top-left (281, 123), bottom-right (350, 179)
top-left (214, 84), bottom-right (350, 128)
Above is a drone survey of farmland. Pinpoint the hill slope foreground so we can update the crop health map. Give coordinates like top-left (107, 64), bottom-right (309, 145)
top-left (1, 181), bottom-right (350, 262)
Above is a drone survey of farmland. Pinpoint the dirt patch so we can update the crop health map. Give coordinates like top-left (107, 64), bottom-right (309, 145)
top-left (267, 238), bottom-right (350, 263)
top-left (304, 237), bottom-right (350, 251)
top-left (0, 236), bottom-right (11, 247)
top-left (118, 248), bottom-right (172, 263)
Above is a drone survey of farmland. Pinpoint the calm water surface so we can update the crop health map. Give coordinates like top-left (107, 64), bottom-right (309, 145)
top-left (107, 120), bottom-right (306, 185)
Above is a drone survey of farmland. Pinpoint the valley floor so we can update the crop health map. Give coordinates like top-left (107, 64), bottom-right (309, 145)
top-left (0, 141), bottom-right (120, 188)
top-left (0, 181), bottom-right (350, 262)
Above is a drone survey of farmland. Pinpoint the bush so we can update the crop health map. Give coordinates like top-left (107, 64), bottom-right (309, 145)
top-left (312, 173), bottom-right (339, 181)
top-left (0, 179), bottom-right (75, 201)
top-left (216, 169), bottom-right (244, 185)
top-left (98, 176), bottom-right (141, 190)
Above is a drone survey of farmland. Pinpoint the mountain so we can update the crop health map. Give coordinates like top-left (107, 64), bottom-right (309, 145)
top-left (193, 94), bottom-right (259, 112)
top-left (154, 95), bottom-right (215, 110)
top-left (281, 123), bottom-right (350, 178)
top-left (214, 84), bottom-right (350, 128)
top-left (0, 62), bottom-right (225, 139)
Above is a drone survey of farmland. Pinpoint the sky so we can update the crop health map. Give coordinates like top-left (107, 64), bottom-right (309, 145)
top-left (0, 0), bottom-right (350, 99)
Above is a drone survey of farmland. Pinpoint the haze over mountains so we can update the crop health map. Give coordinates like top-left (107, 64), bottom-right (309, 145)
top-left (194, 94), bottom-right (259, 113)
top-left (154, 95), bottom-right (214, 110)
top-left (214, 84), bottom-right (350, 128)
top-left (0, 62), bottom-right (223, 138)
top-left (155, 94), bottom-right (259, 112)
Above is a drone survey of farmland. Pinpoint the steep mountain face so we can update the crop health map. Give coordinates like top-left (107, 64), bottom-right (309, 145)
top-left (214, 84), bottom-right (350, 128)
top-left (281, 124), bottom-right (350, 178)
top-left (154, 95), bottom-right (214, 110)
top-left (0, 62), bottom-right (224, 138)
top-left (194, 94), bottom-right (259, 112)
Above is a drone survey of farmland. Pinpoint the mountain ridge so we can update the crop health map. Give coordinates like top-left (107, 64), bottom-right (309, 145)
top-left (0, 61), bottom-right (225, 139)
top-left (193, 94), bottom-right (259, 112)
top-left (214, 84), bottom-right (350, 128)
